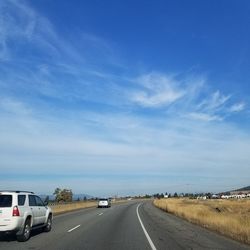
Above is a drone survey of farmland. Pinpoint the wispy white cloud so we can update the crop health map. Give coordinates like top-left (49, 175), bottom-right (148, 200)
top-left (0, 98), bottom-right (32, 116)
top-left (129, 73), bottom-right (246, 124)
top-left (131, 73), bottom-right (185, 107)
top-left (0, 0), bottom-right (119, 66)
top-left (0, 0), bottom-right (37, 60)
top-left (229, 102), bottom-right (245, 112)
top-left (187, 112), bottom-right (223, 122)
top-left (186, 90), bottom-right (246, 122)
top-left (197, 90), bottom-right (231, 111)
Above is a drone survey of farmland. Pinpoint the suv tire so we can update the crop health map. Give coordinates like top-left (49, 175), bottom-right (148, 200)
top-left (44, 215), bottom-right (52, 232)
top-left (16, 219), bottom-right (31, 242)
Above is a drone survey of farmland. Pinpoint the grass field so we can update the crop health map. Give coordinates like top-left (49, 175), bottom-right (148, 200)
top-left (154, 198), bottom-right (250, 245)
top-left (50, 201), bottom-right (97, 215)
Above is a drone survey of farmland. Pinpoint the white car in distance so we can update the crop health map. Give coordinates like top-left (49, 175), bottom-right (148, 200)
top-left (0, 191), bottom-right (53, 242)
top-left (98, 198), bottom-right (111, 208)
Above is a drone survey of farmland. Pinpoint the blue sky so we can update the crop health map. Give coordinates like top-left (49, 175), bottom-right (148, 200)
top-left (1, 0), bottom-right (250, 196)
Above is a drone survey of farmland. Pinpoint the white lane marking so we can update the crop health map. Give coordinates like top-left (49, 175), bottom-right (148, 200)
top-left (67, 224), bottom-right (81, 233)
top-left (98, 213), bottom-right (103, 216)
top-left (137, 203), bottom-right (157, 250)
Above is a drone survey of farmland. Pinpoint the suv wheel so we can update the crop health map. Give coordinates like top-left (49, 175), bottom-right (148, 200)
top-left (16, 219), bottom-right (31, 242)
top-left (44, 215), bottom-right (52, 232)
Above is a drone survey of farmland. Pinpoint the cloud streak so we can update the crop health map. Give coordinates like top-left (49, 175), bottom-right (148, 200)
top-left (229, 102), bottom-right (245, 112)
top-left (131, 73), bottom-right (185, 107)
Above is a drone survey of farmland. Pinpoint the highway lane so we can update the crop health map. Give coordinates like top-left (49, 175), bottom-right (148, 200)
top-left (0, 200), bottom-right (249, 250)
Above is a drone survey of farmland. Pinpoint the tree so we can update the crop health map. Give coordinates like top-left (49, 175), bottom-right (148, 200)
top-left (53, 188), bottom-right (73, 202)
top-left (53, 188), bottom-right (62, 202)
top-left (205, 193), bottom-right (212, 199)
top-left (61, 189), bottom-right (73, 202)
top-left (153, 193), bottom-right (161, 199)
top-left (53, 188), bottom-right (61, 196)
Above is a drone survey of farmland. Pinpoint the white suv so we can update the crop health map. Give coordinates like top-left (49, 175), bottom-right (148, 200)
top-left (0, 191), bottom-right (53, 242)
top-left (98, 198), bottom-right (111, 208)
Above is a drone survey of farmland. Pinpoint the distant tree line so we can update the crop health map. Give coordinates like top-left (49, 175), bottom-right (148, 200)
top-left (153, 192), bottom-right (216, 199)
top-left (50, 188), bottom-right (219, 203)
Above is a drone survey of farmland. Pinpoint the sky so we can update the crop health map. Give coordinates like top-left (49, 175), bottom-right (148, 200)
top-left (0, 0), bottom-right (250, 197)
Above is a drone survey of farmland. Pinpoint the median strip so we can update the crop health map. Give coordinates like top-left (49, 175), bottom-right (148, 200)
top-left (137, 203), bottom-right (157, 250)
top-left (67, 224), bottom-right (81, 233)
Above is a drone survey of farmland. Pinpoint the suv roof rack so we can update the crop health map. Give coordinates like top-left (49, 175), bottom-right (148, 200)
top-left (0, 190), bottom-right (34, 194)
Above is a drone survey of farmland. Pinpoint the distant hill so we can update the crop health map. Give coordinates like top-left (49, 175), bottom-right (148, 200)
top-left (73, 194), bottom-right (93, 200)
top-left (220, 185), bottom-right (250, 195)
top-left (234, 186), bottom-right (250, 192)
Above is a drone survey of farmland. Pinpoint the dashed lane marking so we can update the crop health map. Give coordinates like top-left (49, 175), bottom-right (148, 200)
top-left (67, 224), bottom-right (81, 233)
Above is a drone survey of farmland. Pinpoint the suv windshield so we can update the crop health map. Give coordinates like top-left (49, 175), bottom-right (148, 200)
top-left (0, 195), bottom-right (12, 207)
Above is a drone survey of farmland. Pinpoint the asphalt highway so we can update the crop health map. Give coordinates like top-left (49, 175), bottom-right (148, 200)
top-left (0, 200), bottom-right (249, 250)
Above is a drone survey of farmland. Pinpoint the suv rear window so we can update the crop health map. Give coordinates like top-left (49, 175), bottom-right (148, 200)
top-left (18, 195), bottom-right (26, 206)
top-left (0, 195), bottom-right (12, 207)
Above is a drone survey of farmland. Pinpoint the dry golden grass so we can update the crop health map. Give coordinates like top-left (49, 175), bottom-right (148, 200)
top-left (154, 198), bottom-right (250, 245)
top-left (51, 201), bottom-right (97, 215)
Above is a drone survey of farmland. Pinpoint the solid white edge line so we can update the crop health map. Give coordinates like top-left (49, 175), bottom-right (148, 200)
top-left (67, 224), bottom-right (81, 233)
top-left (137, 203), bottom-right (157, 250)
